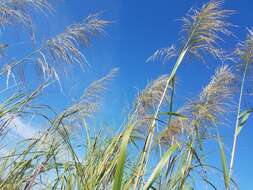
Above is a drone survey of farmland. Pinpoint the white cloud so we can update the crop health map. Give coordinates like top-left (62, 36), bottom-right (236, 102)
top-left (0, 117), bottom-right (40, 156)
top-left (10, 117), bottom-right (38, 139)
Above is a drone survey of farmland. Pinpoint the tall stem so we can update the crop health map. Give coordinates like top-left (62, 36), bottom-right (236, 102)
top-left (229, 62), bottom-right (248, 177)
top-left (133, 47), bottom-right (188, 190)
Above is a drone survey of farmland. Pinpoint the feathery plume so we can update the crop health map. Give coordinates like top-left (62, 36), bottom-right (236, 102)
top-left (159, 117), bottom-right (186, 144)
top-left (61, 68), bottom-right (118, 122)
top-left (0, 0), bottom-right (52, 32)
top-left (135, 75), bottom-right (171, 117)
top-left (197, 65), bottom-right (235, 116)
top-left (181, 0), bottom-right (233, 60)
top-left (35, 55), bottom-right (62, 90)
top-left (159, 65), bottom-right (235, 144)
top-left (42, 13), bottom-right (110, 66)
top-left (146, 45), bottom-right (176, 64)
top-left (0, 13), bottom-right (110, 91)
top-left (235, 28), bottom-right (253, 68)
top-left (132, 75), bottom-right (173, 130)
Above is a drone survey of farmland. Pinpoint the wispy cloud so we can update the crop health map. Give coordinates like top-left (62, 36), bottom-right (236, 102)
top-left (10, 117), bottom-right (38, 139)
top-left (0, 117), bottom-right (39, 156)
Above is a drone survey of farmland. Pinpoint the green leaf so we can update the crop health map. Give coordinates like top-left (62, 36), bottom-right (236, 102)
top-left (143, 143), bottom-right (179, 190)
top-left (237, 108), bottom-right (253, 136)
top-left (218, 139), bottom-right (230, 190)
top-left (112, 125), bottom-right (134, 190)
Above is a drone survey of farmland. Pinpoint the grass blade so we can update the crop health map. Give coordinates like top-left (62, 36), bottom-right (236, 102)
top-left (112, 125), bottom-right (134, 190)
top-left (218, 138), bottom-right (230, 190)
top-left (143, 143), bottom-right (179, 190)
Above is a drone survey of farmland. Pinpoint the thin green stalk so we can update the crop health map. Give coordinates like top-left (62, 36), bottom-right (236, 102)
top-left (133, 47), bottom-right (188, 190)
top-left (229, 62), bottom-right (249, 177)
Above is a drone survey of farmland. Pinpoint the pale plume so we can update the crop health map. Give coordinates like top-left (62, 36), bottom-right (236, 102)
top-left (181, 0), bottom-right (233, 60)
top-left (159, 65), bottom-right (235, 144)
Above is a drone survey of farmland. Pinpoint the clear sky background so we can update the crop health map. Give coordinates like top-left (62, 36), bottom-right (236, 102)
top-left (2, 0), bottom-right (253, 189)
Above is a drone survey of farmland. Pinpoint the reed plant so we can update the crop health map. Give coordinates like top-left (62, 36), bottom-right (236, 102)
top-left (0, 0), bottom-right (251, 189)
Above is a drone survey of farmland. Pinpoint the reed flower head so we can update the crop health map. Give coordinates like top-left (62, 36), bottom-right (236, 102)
top-left (132, 75), bottom-right (172, 131)
top-left (147, 0), bottom-right (233, 65)
top-left (159, 116), bottom-right (186, 144)
top-left (181, 0), bottom-right (233, 60)
top-left (234, 28), bottom-right (253, 99)
top-left (235, 29), bottom-right (253, 95)
top-left (61, 68), bottom-right (118, 123)
top-left (235, 28), bottom-right (253, 68)
top-left (33, 14), bottom-right (110, 89)
top-left (198, 65), bottom-right (234, 112)
top-left (159, 65), bottom-right (235, 144)
top-left (42, 13), bottom-right (110, 66)
top-left (41, 69), bottom-right (118, 147)
top-left (135, 75), bottom-right (171, 117)
top-left (146, 45), bottom-right (176, 64)
top-left (0, 0), bottom-right (51, 33)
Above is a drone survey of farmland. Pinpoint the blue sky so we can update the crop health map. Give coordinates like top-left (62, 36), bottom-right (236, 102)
top-left (56, 1), bottom-right (252, 188)
top-left (2, 0), bottom-right (253, 189)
